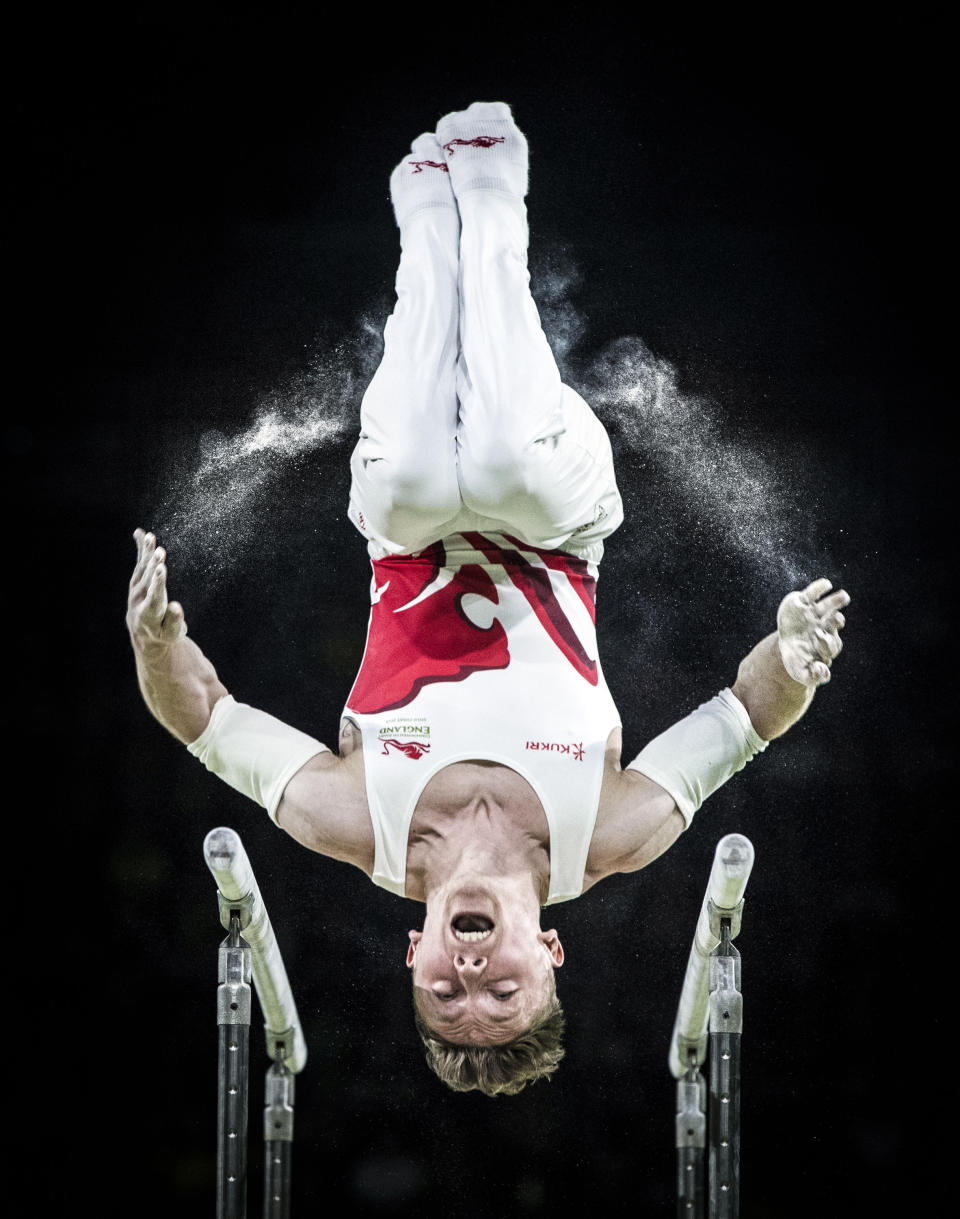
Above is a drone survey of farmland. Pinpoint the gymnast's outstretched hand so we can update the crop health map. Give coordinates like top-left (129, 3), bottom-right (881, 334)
top-left (776, 578), bottom-right (849, 687)
top-left (731, 577), bottom-right (850, 740)
top-left (126, 528), bottom-right (228, 743)
top-left (127, 528), bottom-right (187, 648)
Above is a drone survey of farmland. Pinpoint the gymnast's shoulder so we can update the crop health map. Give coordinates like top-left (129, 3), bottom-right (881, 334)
top-left (273, 717), bottom-right (374, 874)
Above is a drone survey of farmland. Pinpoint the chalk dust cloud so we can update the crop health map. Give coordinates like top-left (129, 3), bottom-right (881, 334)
top-left (155, 250), bottom-right (824, 610)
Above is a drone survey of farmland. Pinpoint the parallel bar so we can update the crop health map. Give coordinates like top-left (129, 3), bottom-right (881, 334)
top-left (204, 828), bottom-right (308, 1074)
top-left (669, 835), bottom-right (754, 1080)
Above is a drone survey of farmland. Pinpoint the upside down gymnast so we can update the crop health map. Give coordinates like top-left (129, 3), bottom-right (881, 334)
top-left (126, 102), bottom-right (849, 1096)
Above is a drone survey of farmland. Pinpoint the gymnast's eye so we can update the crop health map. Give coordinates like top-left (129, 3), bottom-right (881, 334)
top-left (493, 990), bottom-right (517, 1001)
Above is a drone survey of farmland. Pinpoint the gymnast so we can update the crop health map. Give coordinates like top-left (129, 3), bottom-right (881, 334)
top-left (127, 102), bottom-right (849, 1095)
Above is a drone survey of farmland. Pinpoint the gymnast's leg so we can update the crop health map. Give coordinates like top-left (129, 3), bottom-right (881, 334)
top-left (348, 134), bottom-right (463, 555)
top-left (438, 102), bottom-right (624, 556)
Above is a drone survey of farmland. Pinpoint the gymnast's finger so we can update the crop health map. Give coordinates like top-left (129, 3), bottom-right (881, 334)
top-left (144, 558), bottom-right (168, 621)
top-left (135, 532), bottom-right (160, 593)
top-left (803, 578), bottom-right (833, 604)
top-left (130, 528), bottom-right (153, 588)
top-left (160, 600), bottom-right (186, 642)
top-left (810, 659), bottom-right (831, 685)
top-left (814, 627), bottom-right (842, 661)
top-left (815, 588), bottom-right (850, 615)
top-left (137, 542), bottom-right (165, 605)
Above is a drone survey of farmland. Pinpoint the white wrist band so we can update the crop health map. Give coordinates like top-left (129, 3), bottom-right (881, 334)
top-left (187, 694), bottom-right (331, 824)
top-left (626, 688), bottom-right (767, 828)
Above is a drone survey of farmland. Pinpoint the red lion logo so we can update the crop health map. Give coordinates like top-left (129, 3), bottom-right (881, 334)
top-left (380, 738), bottom-right (432, 760)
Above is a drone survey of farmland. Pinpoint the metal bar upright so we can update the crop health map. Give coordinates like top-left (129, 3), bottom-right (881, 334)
top-left (262, 1056), bottom-right (295, 1219)
top-left (676, 1057), bottom-right (706, 1218)
top-left (708, 920), bottom-right (742, 1219)
top-left (218, 913), bottom-right (252, 1219)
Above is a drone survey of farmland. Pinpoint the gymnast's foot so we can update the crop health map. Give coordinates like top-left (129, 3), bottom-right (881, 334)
top-left (777, 578), bottom-right (849, 686)
top-left (436, 101), bottom-right (529, 199)
top-left (390, 131), bottom-right (458, 229)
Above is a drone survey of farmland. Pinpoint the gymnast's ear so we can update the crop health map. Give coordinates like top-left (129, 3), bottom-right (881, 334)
top-left (539, 929), bottom-right (564, 967)
top-left (406, 929), bottom-right (422, 967)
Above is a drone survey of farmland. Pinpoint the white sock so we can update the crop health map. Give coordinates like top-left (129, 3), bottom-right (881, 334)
top-left (436, 101), bottom-right (529, 199)
top-left (389, 132), bottom-right (457, 228)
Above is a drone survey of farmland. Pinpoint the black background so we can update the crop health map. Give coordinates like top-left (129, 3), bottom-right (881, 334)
top-left (12, 9), bottom-right (950, 1215)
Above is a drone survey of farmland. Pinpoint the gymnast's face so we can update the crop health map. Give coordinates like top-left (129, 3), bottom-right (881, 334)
top-left (406, 894), bottom-right (563, 1045)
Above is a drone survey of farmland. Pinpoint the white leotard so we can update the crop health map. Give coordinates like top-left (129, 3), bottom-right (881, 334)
top-left (343, 530), bottom-right (621, 905)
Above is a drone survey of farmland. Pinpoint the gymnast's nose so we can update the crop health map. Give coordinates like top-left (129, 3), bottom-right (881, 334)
top-left (454, 953), bottom-right (487, 973)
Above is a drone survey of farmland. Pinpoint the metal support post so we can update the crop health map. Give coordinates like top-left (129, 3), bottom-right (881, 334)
top-left (218, 914), bottom-right (252, 1219)
top-left (263, 1056), bottom-right (295, 1219)
top-left (708, 920), bottom-right (742, 1219)
top-left (676, 1055), bottom-right (706, 1218)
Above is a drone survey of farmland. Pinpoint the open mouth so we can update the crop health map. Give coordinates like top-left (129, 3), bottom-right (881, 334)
top-left (451, 914), bottom-right (494, 943)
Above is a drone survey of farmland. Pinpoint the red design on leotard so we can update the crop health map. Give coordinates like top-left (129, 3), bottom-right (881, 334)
top-left (500, 532), bottom-right (598, 624)
top-left (345, 535), bottom-right (598, 714)
top-left (346, 541), bottom-right (510, 714)
top-left (462, 533), bottom-right (597, 685)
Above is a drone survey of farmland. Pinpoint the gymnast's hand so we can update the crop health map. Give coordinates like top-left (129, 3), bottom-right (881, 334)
top-left (776, 578), bottom-right (849, 687)
top-left (126, 528), bottom-right (187, 650)
top-left (126, 529), bottom-right (226, 742)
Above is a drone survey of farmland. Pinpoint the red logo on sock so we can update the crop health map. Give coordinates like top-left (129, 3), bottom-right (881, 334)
top-left (409, 159), bottom-right (449, 174)
top-left (442, 136), bottom-right (506, 156)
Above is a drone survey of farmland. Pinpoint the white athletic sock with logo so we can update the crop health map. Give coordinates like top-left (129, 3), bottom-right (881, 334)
top-left (390, 132), bottom-right (458, 228)
top-left (436, 101), bottom-right (529, 199)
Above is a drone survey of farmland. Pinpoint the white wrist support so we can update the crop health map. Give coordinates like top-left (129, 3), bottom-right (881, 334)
top-left (187, 694), bottom-right (331, 825)
top-left (626, 688), bottom-right (767, 828)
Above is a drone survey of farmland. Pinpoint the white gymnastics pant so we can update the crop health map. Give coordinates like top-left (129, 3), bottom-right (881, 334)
top-left (348, 191), bottom-right (624, 562)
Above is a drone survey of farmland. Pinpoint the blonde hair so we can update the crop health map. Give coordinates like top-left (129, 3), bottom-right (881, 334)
top-left (412, 986), bottom-right (566, 1096)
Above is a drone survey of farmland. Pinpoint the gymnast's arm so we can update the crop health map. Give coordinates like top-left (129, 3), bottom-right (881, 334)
top-left (588, 579), bottom-right (850, 881)
top-left (126, 529), bottom-right (373, 869)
